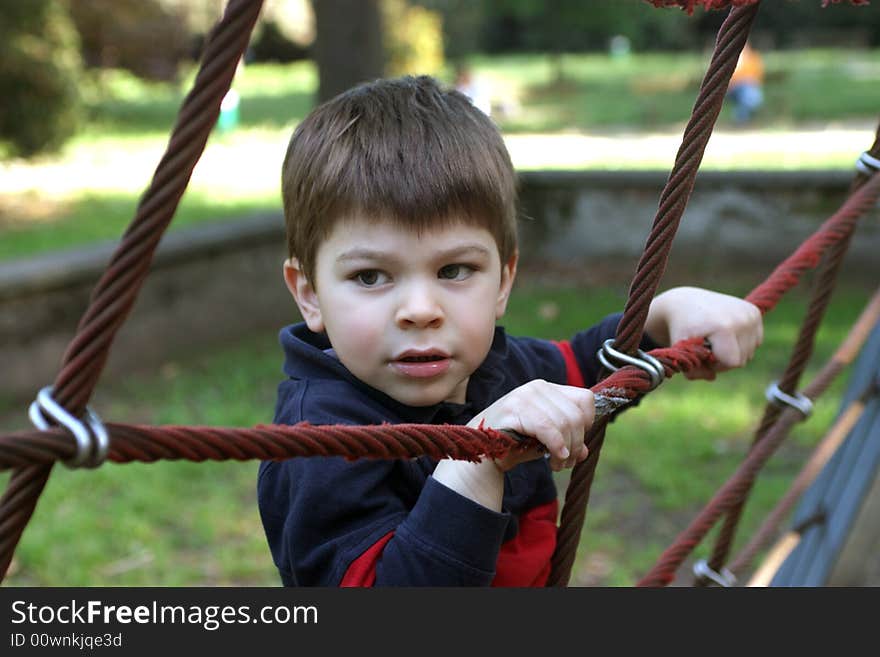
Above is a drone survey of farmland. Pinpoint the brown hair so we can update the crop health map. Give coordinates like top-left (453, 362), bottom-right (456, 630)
top-left (281, 75), bottom-right (518, 283)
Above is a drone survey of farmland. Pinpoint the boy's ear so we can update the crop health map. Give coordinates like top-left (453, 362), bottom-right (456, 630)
top-left (283, 258), bottom-right (324, 333)
top-left (495, 250), bottom-right (518, 319)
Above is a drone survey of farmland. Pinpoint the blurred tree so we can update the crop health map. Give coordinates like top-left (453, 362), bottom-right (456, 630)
top-left (382, 0), bottom-right (444, 77)
top-left (66, 0), bottom-right (191, 82)
top-left (250, 20), bottom-right (311, 63)
top-left (312, 0), bottom-right (384, 102)
top-left (303, 0), bottom-right (446, 103)
top-left (0, 0), bottom-right (83, 157)
top-left (419, 0), bottom-right (486, 62)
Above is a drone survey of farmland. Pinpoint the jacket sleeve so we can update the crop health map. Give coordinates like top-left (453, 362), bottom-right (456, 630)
top-left (257, 380), bottom-right (511, 587)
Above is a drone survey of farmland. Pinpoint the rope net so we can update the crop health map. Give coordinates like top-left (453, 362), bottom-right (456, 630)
top-left (1, 0), bottom-right (877, 587)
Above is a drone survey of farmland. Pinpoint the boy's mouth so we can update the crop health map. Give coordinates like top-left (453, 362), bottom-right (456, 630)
top-left (394, 349), bottom-right (450, 362)
top-left (391, 350), bottom-right (451, 378)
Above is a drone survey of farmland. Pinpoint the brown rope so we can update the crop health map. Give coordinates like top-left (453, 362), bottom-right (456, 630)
top-left (0, 423), bottom-right (523, 469)
top-left (1, 0), bottom-right (874, 588)
top-left (637, 287), bottom-right (880, 586)
top-left (614, 2), bottom-right (760, 355)
top-left (0, 0), bottom-right (264, 581)
top-left (697, 119), bottom-right (880, 584)
top-left (727, 380), bottom-right (877, 578)
top-left (545, 1), bottom-right (760, 587)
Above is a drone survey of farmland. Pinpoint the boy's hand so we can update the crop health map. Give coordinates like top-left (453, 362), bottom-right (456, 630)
top-left (468, 380), bottom-right (594, 472)
top-left (432, 381), bottom-right (592, 512)
top-left (645, 286), bottom-right (764, 380)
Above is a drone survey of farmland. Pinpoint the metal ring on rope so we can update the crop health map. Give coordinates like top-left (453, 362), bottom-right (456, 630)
top-left (28, 386), bottom-right (109, 468)
top-left (597, 338), bottom-right (666, 390)
top-left (765, 381), bottom-right (814, 419)
top-left (855, 151), bottom-right (880, 176)
top-left (692, 558), bottom-right (736, 587)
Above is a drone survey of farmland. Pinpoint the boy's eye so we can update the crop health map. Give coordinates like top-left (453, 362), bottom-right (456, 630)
top-left (355, 270), bottom-right (388, 286)
top-left (438, 264), bottom-right (474, 281)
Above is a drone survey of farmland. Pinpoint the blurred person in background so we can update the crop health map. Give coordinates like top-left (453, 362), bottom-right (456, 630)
top-left (727, 41), bottom-right (764, 125)
top-left (454, 62), bottom-right (493, 117)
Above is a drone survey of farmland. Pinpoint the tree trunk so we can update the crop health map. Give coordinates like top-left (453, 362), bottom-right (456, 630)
top-left (312, 0), bottom-right (384, 104)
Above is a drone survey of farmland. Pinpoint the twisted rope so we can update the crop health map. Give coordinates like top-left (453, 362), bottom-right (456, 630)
top-left (0, 424), bottom-right (520, 469)
top-left (615, 5), bottom-right (760, 354)
top-left (697, 121), bottom-right (880, 584)
top-left (637, 287), bottom-right (880, 586)
top-left (3, 130), bottom-right (875, 583)
top-left (727, 376), bottom-right (878, 578)
top-left (0, 0), bottom-right (264, 581)
top-left (548, 136), bottom-right (880, 586)
top-left (546, 1), bottom-right (761, 586)
top-left (1, 0), bottom-right (875, 587)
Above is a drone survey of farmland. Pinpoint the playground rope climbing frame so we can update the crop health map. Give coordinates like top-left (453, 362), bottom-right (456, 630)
top-left (1, 0), bottom-right (878, 586)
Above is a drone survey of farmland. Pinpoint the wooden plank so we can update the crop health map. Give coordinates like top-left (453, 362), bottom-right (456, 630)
top-left (771, 320), bottom-right (880, 586)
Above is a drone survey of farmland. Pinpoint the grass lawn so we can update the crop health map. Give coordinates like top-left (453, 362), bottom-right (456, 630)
top-left (2, 49), bottom-right (879, 262)
top-left (1, 277), bottom-right (874, 586)
top-left (477, 49), bottom-right (880, 132)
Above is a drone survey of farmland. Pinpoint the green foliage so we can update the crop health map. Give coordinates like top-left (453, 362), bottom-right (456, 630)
top-left (2, 50), bottom-right (875, 261)
top-left (418, 0), bottom-right (487, 60)
top-left (427, 0), bottom-right (880, 55)
top-left (473, 49), bottom-right (880, 133)
top-left (0, 0), bottom-right (83, 157)
top-left (696, 0), bottom-right (880, 48)
top-left (482, 0), bottom-right (698, 53)
top-left (382, 0), bottom-right (445, 77)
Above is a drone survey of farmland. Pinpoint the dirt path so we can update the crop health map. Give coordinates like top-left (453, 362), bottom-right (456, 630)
top-left (1, 121), bottom-right (876, 206)
top-left (505, 120), bottom-right (878, 170)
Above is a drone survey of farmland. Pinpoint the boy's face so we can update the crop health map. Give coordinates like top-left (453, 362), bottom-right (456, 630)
top-left (285, 216), bottom-right (517, 407)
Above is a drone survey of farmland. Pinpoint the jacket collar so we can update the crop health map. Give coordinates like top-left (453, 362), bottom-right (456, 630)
top-left (280, 323), bottom-right (509, 424)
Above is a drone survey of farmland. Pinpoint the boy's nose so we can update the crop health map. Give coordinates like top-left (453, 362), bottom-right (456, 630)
top-left (395, 285), bottom-right (444, 329)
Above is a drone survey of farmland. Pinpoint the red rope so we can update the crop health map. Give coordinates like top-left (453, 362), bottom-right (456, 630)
top-left (637, 287), bottom-right (880, 586)
top-left (646, 0), bottom-right (868, 12)
top-left (548, 2), bottom-right (759, 586)
top-left (0, 0), bottom-right (265, 582)
top-left (745, 172), bottom-right (880, 312)
top-left (696, 122), bottom-right (880, 585)
top-left (1, 0), bottom-right (876, 587)
top-left (4, 168), bottom-right (875, 585)
top-left (0, 423), bottom-right (520, 469)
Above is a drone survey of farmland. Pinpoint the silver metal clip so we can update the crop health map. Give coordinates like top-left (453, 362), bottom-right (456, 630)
top-left (28, 386), bottom-right (109, 468)
top-left (765, 381), bottom-right (813, 419)
top-left (597, 338), bottom-right (665, 390)
top-left (855, 150), bottom-right (880, 176)
top-left (693, 558), bottom-right (736, 588)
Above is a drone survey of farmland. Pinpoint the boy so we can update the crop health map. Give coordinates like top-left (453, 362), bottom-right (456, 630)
top-left (257, 75), bottom-right (763, 586)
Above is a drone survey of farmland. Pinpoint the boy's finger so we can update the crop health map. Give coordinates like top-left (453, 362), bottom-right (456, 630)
top-left (556, 386), bottom-right (595, 420)
top-left (706, 330), bottom-right (743, 370)
top-left (684, 367), bottom-right (716, 381)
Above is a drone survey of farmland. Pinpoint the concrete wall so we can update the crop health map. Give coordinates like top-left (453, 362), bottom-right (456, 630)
top-left (517, 170), bottom-right (873, 272)
top-left (1, 170), bottom-right (875, 402)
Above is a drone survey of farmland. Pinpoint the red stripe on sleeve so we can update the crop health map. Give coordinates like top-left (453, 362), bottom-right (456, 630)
top-left (340, 530), bottom-right (395, 587)
top-left (491, 499), bottom-right (559, 587)
top-left (552, 340), bottom-right (586, 388)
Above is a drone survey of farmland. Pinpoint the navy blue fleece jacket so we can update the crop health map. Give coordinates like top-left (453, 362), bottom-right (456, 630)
top-left (257, 313), bottom-right (650, 586)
